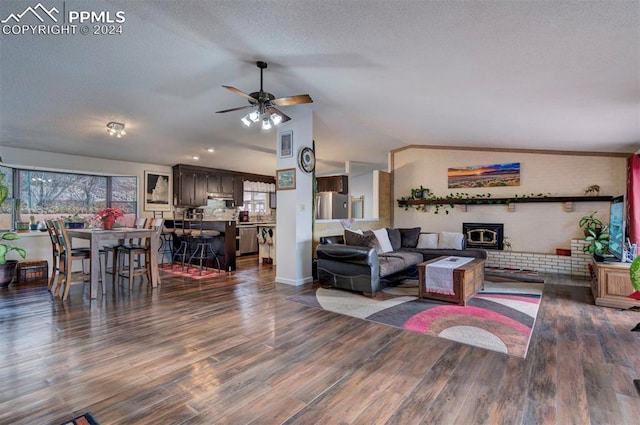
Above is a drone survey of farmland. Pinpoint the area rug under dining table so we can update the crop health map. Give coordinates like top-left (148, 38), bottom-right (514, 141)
top-left (288, 279), bottom-right (544, 358)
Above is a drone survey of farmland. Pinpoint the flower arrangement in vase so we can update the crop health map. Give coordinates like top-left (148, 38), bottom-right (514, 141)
top-left (95, 207), bottom-right (124, 230)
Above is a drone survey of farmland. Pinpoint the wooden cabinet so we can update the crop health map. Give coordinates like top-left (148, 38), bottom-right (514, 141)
top-left (234, 178), bottom-right (244, 207)
top-left (591, 260), bottom-right (640, 309)
top-left (193, 170), bottom-right (209, 206)
top-left (174, 165), bottom-right (206, 206)
top-left (207, 172), bottom-right (234, 195)
top-left (317, 175), bottom-right (348, 194)
top-left (173, 164), bottom-right (274, 207)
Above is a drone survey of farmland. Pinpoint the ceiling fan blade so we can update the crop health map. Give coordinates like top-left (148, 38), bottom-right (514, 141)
top-left (215, 105), bottom-right (252, 114)
top-left (267, 107), bottom-right (291, 123)
top-left (271, 94), bottom-right (313, 106)
top-left (222, 85), bottom-right (257, 102)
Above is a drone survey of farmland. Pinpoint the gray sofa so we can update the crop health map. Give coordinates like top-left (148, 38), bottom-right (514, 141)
top-left (316, 228), bottom-right (487, 296)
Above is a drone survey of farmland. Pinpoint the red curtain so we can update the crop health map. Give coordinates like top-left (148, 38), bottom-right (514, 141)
top-left (626, 154), bottom-right (640, 245)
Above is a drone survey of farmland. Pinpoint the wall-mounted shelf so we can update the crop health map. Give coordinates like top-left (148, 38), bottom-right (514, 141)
top-left (397, 196), bottom-right (613, 212)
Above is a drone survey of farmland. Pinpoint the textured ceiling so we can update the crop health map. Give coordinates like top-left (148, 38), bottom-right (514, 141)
top-left (1, 0), bottom-right (638, 176)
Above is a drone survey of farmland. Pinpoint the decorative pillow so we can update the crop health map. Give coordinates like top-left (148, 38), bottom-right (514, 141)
top-left (417, 233), bottom-right (439, 249)
top-left (399, 227), bottom-right (421, 248)
top-left (386, 228), bottom-right (401, 251)
top-left (372, 228), bottom-right (394, 253)
top-left (344, 229), bottom-right (377, 249)
top-left (363, 230), bottom-right (384, 254)
top-left (438, 231), bottom-right (464, 249)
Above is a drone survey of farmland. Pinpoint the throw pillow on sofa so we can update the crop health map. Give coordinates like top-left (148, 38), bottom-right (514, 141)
top-left (344, 229), bottom-right (379, 251)
top-left (386, 228), bottom-right (402, 251)
top-left (438, 231), bottom-right (464, 249)
top-left (399, 227), bottom-right (421, 248)
top-left (417, 233), bottom-right (438, 249)
top-left (372, 228), bottom-right (393, 253)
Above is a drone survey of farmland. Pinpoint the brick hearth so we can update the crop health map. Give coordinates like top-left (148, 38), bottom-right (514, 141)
top-left (484, 239), bottom-right (591, 279)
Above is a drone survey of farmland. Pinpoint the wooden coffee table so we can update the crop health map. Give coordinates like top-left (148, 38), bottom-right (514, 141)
top-left (417, 256), bottom-right (485, 305)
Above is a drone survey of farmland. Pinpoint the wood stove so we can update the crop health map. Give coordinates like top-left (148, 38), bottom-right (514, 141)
top-left (463, 223), bottom-right (504, 250)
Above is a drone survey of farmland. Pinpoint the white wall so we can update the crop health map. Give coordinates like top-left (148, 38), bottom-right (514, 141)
top-left (275, 109), bottom-right (314, 285)
top-left (393, 147), bottom-right (627, 253)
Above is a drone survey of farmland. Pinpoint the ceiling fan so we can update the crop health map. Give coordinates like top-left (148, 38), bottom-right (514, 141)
top-left (216, 61), bottom-right (313, 129)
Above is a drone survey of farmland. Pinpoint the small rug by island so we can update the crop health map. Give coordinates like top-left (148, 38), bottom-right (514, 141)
top-left (158, 263), bottom-right (224, 280)
top-left (59, 412), bottom-right (100, 425)
top-left (288, 280), bottom-right (543, 358)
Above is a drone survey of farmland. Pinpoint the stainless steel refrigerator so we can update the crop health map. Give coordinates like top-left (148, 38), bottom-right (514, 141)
top-left (316, 192), bottom-right (349, 219)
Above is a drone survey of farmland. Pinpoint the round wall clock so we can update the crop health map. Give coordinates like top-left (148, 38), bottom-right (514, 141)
top-left (298, 146), bottom-right (316, 173)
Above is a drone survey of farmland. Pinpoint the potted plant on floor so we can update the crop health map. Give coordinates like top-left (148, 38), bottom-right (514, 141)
top-left (0, 157), bottom-right (26, 287)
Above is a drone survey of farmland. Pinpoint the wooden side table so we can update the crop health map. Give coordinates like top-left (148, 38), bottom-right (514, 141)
top-left (417, 257), bottom-right (485, 305)
top-left (591, 259), bottom-right (640, 309)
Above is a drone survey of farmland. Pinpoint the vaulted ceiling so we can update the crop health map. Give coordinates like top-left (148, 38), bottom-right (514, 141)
top-left (1, 0), bottom-right (638, 176)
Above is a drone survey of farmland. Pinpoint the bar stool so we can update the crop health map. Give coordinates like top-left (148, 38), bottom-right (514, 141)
top-left (155, 211), bottom-right (174, 265)
top-left (171, 211), bottom-right (192, 270)
top-left (187, 208), bottom-right (221, 275)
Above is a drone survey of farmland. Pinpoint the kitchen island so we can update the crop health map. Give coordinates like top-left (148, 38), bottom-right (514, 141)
top-left (164, 220), bottom-right (236, 271)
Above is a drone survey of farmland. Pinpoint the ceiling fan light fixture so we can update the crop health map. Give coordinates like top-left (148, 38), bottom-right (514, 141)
top-left (249, 109), bottom-right (260, 122)
top-left (241, 115), bottom-right (252, 127)
top-left (270, 113), bottom-right (282, 126)
top-left (261, 117), bottom-right (272, 130)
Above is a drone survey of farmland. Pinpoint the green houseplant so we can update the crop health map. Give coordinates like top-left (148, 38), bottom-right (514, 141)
top-left (0, 157), bottom-right (26, 287)
top-left (579, 212), bottom-right (609, 257)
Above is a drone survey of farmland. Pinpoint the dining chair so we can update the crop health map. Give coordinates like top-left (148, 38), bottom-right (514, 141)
top-left (116, 218), bottom-right (163, 288)
top-left (103, 217), bottom-right (147, 280)
top-left (51, 220), bottom-right (107, 300)
top-left (45, 219), bottom-right (92, 293)
top-left (187, 208), bottom-right (221, 275)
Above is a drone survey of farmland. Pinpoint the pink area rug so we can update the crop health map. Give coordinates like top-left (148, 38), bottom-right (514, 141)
top-left (158, 263), bottom-right (224, 280)
top-left (288, 280), bottom-right (543, 358)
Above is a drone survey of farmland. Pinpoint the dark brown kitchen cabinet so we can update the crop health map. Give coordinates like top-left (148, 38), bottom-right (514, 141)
top-left (174, 165), bottom-right (208, 206)
top-left (173, 164), bottom-right (275, 207)
top-left (316, 175), bottom-right (348, 194)
top-left (233, 178), bottom-right (244, 207)
top-left (193, 170), bottom-right (209, 206)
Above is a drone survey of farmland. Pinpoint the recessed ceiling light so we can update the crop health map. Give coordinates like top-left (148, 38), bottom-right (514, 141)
top-left (192, 156), bottom-right (199, 160)
top-left (207, 148), bottom-right (215, 153)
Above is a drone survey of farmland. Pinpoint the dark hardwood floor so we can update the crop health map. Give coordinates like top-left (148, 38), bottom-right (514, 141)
top-left (1, 257), bottom-right (639, 425)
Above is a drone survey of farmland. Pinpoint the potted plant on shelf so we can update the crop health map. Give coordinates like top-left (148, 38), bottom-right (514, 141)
top-left (579, 212), bottom-right (609, 260)
top-left (579, 211), bottom-right (606, 237)
top-left (63, 214), bottom-right (87, 229)
top-left (0, 157), bottom-right (26, 287)
top-left (95, 207), bottom-right (124, 230)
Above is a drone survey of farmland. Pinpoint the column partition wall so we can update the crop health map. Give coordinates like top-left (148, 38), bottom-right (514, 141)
top-left (275, 108), bottom-right (314, 285)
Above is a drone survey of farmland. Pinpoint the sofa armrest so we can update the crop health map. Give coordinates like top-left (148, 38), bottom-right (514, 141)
top-left (316, 244), bottom-right (378, 268)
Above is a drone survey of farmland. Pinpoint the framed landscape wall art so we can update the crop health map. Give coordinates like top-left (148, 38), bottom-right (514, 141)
top-left (447, 162), bottom-right (521, 188)
top-left (276, 168), bottom-right (296, 190)
top-left (144, 170), bottom-right (172, 211)
top-left (279, 130), bottom-right (293, 158)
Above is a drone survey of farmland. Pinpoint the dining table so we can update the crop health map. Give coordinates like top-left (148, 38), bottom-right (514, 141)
top-left (66, 227), bottom-right (161, 299)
